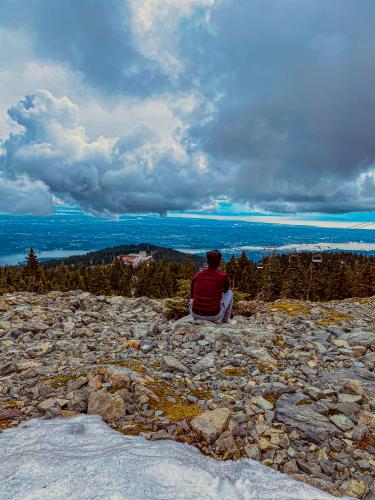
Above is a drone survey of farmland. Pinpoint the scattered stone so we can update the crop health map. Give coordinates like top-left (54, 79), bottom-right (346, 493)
top-left (160, 356), bottom-right (189, 373)
top-left (0, 291), bottom-right (374, 499)
top-left (341, 479), bottom-right (367, 498)
top-left (329, 414), bottom-right (355, 431)
top-left (251, 396), bottom-right (274, 411)
top-left (244, 444), bottom-right (261, 460)
top-left (87, 391), bottom-right (125, 422)
top-left (190, 408), bottom-right (230, 442)
top-left (292, 474), bottom-right (341, 497)
top-left (214, 430), bottom-right (238, 455)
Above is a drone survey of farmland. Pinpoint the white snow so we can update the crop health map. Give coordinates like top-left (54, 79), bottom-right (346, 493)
top-left (0, 415), bottom-right (347, 500)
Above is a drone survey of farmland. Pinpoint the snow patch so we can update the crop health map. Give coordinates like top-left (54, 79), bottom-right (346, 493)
top-left (0, 415), bottom-right (345, 500)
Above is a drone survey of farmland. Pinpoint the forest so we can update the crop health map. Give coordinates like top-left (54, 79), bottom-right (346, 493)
top-left (0, 248), bottom-right (374, 303)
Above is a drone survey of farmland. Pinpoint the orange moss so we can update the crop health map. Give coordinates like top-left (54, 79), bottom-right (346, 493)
top-left (147, 379), bottom-right (202, 421)
top-left (269, 301), bottom-right (311, 317)
top-left (222, 367), bottom-right (247, 377)
top-left (357, 434), bottom-right (375, 451)
top-left (111, 422), bottom-right (151, 436)
top-left (264, 393), bottom-right (279, 406)
top-left (315, 308), bottom-right (351, 327)
top-left (97, 359), bottom-right (146, 373)
top-left (274, 334), bottom-right (288, 349)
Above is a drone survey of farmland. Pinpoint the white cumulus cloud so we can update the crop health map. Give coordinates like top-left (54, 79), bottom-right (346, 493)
top-left (1, 89), bottom-right (217, 215)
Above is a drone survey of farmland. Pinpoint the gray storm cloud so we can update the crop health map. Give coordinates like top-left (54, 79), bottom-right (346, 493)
top-left (0, 89), bottom-right (216, 215)
top-left (1, 0), bottom-right (375, 214)
top-left (185, 0), bottom-right (375, 212)
top-left (0, 176), bottom-right (52, 215)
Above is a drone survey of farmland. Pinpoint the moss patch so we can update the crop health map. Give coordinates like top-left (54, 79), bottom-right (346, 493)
top-left (269, 301), bottom-right (311, 317)
top-left (42, 373), bottom-right (79, 388)
top-left (258, 362), bottom-right (278, 373)
top-left (274, 334), bottom-right (288, 349)
top-left (351, 297), bottom-right (371, 304)
top-left (357, 433), bottom-right (375, 451)
top-left (264, 393), bottom-right (279, 406)
top-left (315, 308), bottom-right (351, 327)
top-left (111, 421), bottom-right (151, 436)
top-left (222, 367), bottom-right (247, 377)
top-left (147, 379), bottom-right (203, 421)
top-left (97, 359), bottom-right (146, 373)
top-left (191, 388), bottom-right (212, 400)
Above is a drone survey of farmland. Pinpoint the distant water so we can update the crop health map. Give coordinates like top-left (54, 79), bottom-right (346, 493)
top-left (0, 207), bottom-right (374, 265)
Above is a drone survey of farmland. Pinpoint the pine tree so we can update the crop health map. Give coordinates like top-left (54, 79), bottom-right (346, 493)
top-left (24, 248), bottom-right (40, 275)
top-left (281, 254), bottom-right (308, 299)
top-left (259, 254), bottom-right (283, 301)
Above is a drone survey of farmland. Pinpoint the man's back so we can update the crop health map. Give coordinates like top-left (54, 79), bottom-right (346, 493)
top-left (191, 268), bottom-right (230, 316)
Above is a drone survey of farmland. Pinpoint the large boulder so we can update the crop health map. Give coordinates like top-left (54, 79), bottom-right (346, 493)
top-left (275, 394), bottom-right (340, 443)
top-left (339, 330), bottom-right (374, 348)
top-left (318, 368), bottom-right (375, 398)
top-left (190, 408), bottom-right (230, 442)
top-left (87, 391), bottom-right (125, 422)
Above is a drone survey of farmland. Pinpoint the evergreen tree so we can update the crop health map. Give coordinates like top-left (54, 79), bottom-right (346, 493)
top-left (24, 248), bottom-right (40, 275)
top-left (259, 254), bottom-right (283, 301)
top-left (281, 254), bottom-right (308, 299)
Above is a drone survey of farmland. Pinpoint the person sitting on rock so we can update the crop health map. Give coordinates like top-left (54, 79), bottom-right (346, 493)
top-left (189, 249), bottom-right (233, 323)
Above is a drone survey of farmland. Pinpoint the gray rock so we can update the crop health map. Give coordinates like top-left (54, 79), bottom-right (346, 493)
top-left (329, 414), bottom-right (355, 431)
top-left (318, 368), bottom-right (375, 398)
top-left (276, 394), bottom-right (340, 443)
top-left (340, 329), bottom-right (374, 348)
top-left (191, 353), bottom-right (215, 374)
top-left (160, 356), bottom-right (189, 373)
top-left (140, 340), bottom-right (154, 353)
top-left (244, 444), bottom-right (261, 460)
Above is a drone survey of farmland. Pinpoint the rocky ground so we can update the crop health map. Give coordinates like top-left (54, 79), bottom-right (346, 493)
top-left (0, 291), bottom-right (374, 499)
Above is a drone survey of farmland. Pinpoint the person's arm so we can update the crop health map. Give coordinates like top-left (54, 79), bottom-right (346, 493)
top-left (223, 274), bottom-right (230, 292)
top-left (191, 279), bottom-right (195, 298)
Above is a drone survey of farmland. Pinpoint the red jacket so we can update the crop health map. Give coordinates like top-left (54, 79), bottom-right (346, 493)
top-left (191, 268), bottom-right (230, 316)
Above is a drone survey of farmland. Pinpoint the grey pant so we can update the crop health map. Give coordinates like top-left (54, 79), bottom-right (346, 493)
top-left (189, 290), bottom-right (233, 323)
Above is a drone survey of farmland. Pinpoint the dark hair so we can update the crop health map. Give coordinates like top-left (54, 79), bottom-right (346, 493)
top-left (206, 249), bottom-right (222, 269)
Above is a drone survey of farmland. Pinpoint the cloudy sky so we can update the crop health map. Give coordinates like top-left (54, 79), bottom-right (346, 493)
top-left (1, 0), bottom-right (375, 222)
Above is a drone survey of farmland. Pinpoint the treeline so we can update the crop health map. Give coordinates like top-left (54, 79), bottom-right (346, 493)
top-left (0, 248), bottom-right (197, 297)
top-left (226, 251), bottom-right (375, 301)
top-left (0, 248), bottom-right (374, 301)
top-left (42, 243), bottom-right (204, 269)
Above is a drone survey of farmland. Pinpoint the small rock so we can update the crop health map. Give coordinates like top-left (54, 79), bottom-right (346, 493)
top-left (251, 396), bottom-right (274, 411)
top-left (338, 393), bottom-right (362, 404)
top-left (341, 479), bottom-right (367, 498)
top-left (329, 414), bottom-right (355, 431)
top-left (244, 444), bottom-right (261, 460)
top-left (214, 430), bottom-right (238, 454)
top-left (160, 356), bottom-right (189, 373)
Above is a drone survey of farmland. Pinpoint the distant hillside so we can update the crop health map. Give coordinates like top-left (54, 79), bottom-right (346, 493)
top-left (41, 243), bottom-right (204, 268)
